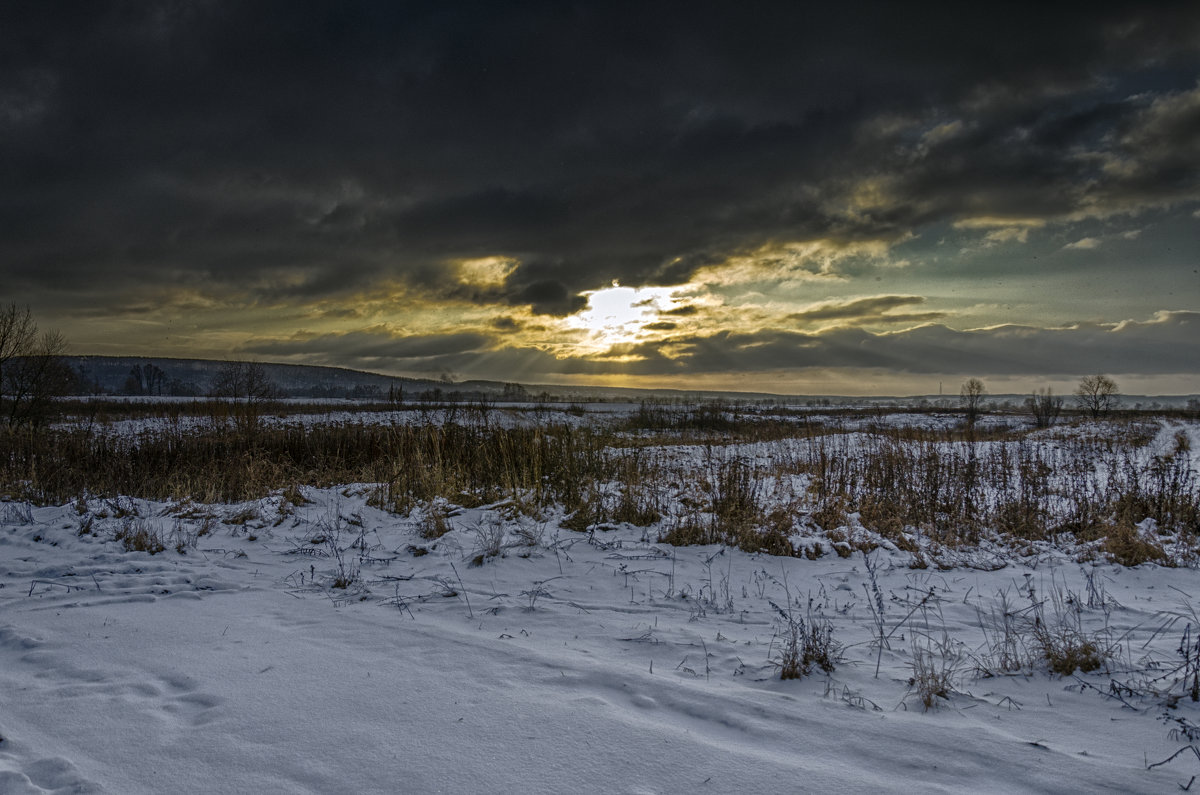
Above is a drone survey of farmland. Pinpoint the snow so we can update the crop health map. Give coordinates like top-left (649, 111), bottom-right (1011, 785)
top-left (58, 403), bottom-right (617, 439)
top-left (3, 420), bottom-right (1200, 793)
top-left (61, 402), bottom-right (1036, 441)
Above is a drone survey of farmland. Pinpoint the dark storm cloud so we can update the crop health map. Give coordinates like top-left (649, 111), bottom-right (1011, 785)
top-left (870, 83), bottom-right (1200, 228)
top-left (508, 277), bottom-right (588, 317)
top-left (2, 2), bottom-right (1199, 312)
top-left (489, 316), bottom-right (522, 332)
top-left (596, 311), bottom-right (1200, 378)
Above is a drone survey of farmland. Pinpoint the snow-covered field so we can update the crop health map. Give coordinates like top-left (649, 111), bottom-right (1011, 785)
top-left (60, 399), bottom-right (1021, 440)
top-left (57, 400), bottom-right (649, 440)
top-left (3, 417), bottom-right (1200, 793)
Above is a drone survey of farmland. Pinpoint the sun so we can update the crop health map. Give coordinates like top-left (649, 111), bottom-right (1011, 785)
top-left (566, 281), bottom-right (683, 351)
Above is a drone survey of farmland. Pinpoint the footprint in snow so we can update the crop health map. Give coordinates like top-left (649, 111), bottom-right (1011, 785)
top-left (0, 727), bottom-right (102, 795)
top-left (151, 672), bottom-right (224, 728)
top-left (0, 627), bottom-right (41, 653)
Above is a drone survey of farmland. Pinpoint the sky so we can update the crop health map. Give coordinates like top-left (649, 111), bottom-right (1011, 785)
top-left (2, 2), bottom-right (1198, 396)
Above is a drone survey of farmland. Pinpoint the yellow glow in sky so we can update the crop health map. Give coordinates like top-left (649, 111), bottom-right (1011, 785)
top-left (455, 256), bottom-right (519, 287)
top-left (566, 281), bottom-right (686, 351)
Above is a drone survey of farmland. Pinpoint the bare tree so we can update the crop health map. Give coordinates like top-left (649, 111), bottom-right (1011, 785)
top-left (210, 361), bottom-right (280, 434)
top-left (1025, 387), bottom-right (1063, 428)
top-left (0, 304), bottom-right (37, 386)
top-left (0, 304), bottom-right (71, 427)
top-left (124, 363), bottom-right (168, 396)
top-left (1075, 374), bottom-right (1119, 419)
top-left (960, 378), bottom-right (986, 426)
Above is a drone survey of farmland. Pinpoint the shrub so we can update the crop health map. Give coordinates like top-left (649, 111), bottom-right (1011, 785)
top-left (1041, 632), bottom-right (1106, 676)
top-left (771, 599), bottom-right (840, 679)
top-left (468, 516), bottom-right (506, 566)
top-left (973, 590), bottom-right (1031, 677)
top-left (171, 518), bottom-right (198, 553)
top-left (658, 518), bottom-right (713, 547)
top-left (326, 527), bottom-right (360, 589)
top-left (114, 517), bottom-right (164, 554)
top-left (1026, 388), bottom-right (1063, 428)
top-left (907, 635), bottom-right (964, 710)
top-left (1102, 520), bottom-right (1169, 567)
top-left (1029, 586), bottom-right (1116, 676)
top-left (419, 501), bottom-right (454, 539)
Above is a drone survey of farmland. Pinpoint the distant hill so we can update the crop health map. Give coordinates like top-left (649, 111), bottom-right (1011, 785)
top-left (63, 356), bottom-right (464, 400)
top-left (61, 356), bottom-right (812, 402)
top-left (60, 356), bottom-right (1199, 408)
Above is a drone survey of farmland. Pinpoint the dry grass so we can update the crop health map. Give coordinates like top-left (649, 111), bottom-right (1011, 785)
top-left (908, 635), bottom-right (965, 710)
top-left (1100, 520), bottom-right (1170, 567)
top-left (772, 602), bottom-right (841, 680)
top-left (113, 517), bottom-right (164, 554)
top-left (2, 408), bottom-right (1195, 566)
top-left (1029, 581), bottom-right (1118, 676)
top-left (418, 501), bottom-right (454, 539)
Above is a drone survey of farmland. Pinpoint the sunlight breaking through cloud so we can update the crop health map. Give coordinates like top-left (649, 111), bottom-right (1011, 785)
top-left (565, 282), bottom-right (691, 352)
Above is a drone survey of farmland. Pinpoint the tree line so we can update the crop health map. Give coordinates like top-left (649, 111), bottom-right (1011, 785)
top-left (959, 373), bottom-right (1122, 428)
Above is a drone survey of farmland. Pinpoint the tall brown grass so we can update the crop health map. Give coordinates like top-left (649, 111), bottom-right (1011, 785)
top-left (3, 409), bottom-right (1195, 565)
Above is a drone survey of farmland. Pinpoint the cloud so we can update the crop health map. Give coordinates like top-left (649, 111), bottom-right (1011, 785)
top-left (507, 277), bottom-right (588, 317)
top-left (691, 238), bottom-right (903, 289)
top-left (2, 3), bottom-right (1198, 367)
top-left (231, 311), bottom-right (1200, 383)
top-left (241, 329), bottom-right (493, 362)
top-left (1064, 237), bottom-right (1101, 250)
top-left (490, 316), bottom-right (523, 331)
top-left (920, 120), bottom-right (966, 148)
top-left (983, 227), bottom-right (1031, 245)
top-left (952, 218), bottom-right (1048, 230)
top-left (788, 294), bottom-right (946, 324)
top-left (591, 311), bottom-right (1200, 378)
top-left (1101, 82), bottom-right (1200, 196)
top-left (660, 304), bottom-right (701, 317)
top-left (950, 217), bottom-right (1043, 251)
top-left (4, 8), bottom-right (1195, 282)
top-left (454, 256), bottom-right (519, 288)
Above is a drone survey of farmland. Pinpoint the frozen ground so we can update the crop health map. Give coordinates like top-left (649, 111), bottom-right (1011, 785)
top-left (60, 399), bottom-right (1028, 440)
top-left (4, 482), bottom-right (1200, 794)
top-left (57, 400), bottom-right (645, 439)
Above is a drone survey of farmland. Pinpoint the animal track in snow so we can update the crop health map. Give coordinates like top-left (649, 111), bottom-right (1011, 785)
top-left (0, 726), bottom-right (101, 795)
